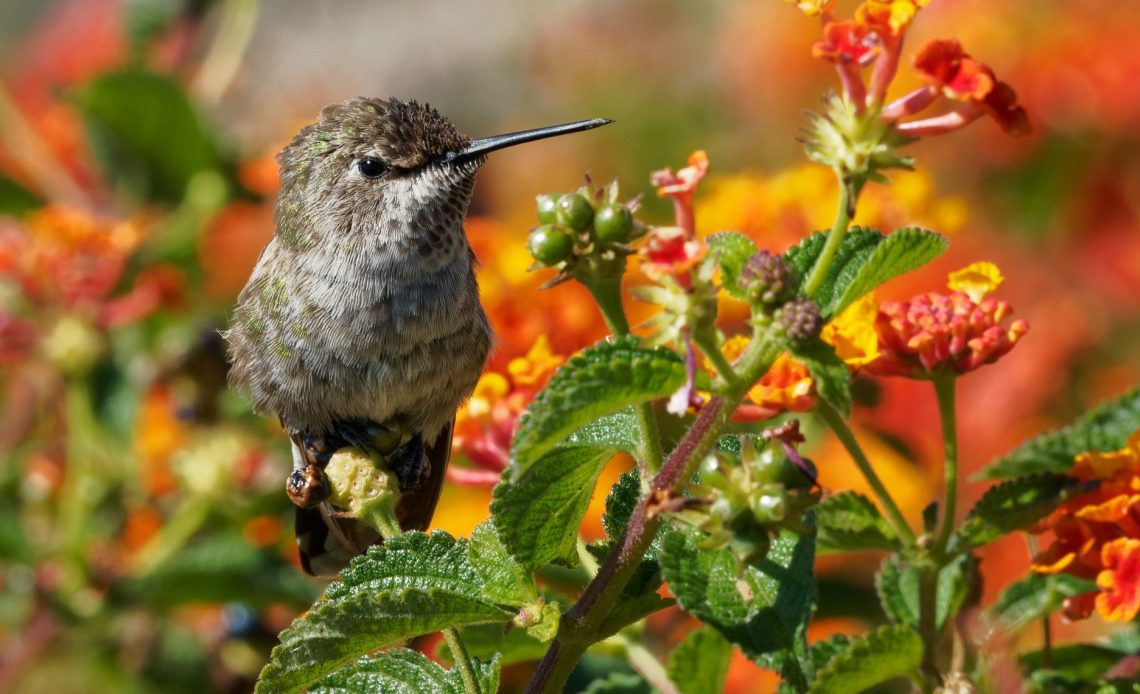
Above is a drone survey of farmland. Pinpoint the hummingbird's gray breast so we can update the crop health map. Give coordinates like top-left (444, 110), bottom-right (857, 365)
top-left (226, 211), bottom-right (492, 443)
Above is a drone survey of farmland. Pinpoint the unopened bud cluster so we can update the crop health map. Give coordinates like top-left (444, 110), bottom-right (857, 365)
top-left (694, 437), bottom-right (820, 568)
top-left (739, 251), bottom-right (822, 345)
top-left (527, 179), bottom-right (645, 283)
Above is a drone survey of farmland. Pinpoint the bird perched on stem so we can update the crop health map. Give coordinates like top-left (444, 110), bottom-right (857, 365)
top-left (225, 97), bottom-right (609, 575)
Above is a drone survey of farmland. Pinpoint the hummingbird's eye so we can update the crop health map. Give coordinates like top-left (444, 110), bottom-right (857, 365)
top-left (357, 157), bottom-right (386, 179)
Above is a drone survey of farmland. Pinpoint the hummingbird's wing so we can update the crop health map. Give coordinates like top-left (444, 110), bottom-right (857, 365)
top-left (293, 418), bottom-right (454, 577)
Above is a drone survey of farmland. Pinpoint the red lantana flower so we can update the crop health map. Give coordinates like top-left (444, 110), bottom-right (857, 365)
top-left (812, 20), bottom-right (880, 66)
top-left (911, 39), bottom-right (1031, 137)
top-left (650, 150), bottom-right (709, 237)
top-left (863, 290), bottom-right (1029, 378)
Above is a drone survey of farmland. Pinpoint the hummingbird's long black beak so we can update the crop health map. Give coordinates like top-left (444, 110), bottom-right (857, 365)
top-left (439, 118), bottom-right (612, 163)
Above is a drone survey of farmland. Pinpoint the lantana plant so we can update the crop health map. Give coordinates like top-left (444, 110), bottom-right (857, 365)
top-left (253, 2), bottom-right (1140, 692)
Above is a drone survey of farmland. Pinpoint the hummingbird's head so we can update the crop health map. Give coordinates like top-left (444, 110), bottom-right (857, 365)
top-left (273, 97), bottom-right (610, 254)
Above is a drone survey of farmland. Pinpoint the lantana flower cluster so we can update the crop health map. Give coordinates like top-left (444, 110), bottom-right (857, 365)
top-left (1031, 431), bottom-right (1140, 622)
top-left (450, 336), bottom-right (565, 485)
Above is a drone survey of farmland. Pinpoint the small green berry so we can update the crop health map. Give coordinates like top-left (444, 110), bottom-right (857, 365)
top-left (555, 193), bottom-right (594, 231)
top-left (528, 225), bottom-right (575, 266)
top-left (593, 204), bottom-right (633, 243)
top-left (536, 194), bottom-right (562, 224)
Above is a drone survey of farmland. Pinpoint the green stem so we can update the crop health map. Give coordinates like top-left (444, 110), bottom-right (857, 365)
top-left (817, 403), bottom-right (916, 546)
top-left (917, 566), bottom-right (939, 688)
top-left (130, 497), bottom-right (212, 578)
top-left (443, 626), bottom-right (481, 694)
top-left (933, 375), bottom-right (959, 554)
top-left (192, 0), bottom-right (261, 103)
top-left (802, 175), bottom-right (854, 299)
top-left (613, 633), bottom-right (679, 694)
top-left (693, 330), bottom-right (739, 389)
top-left (585, 275), bottom-right (666, 473)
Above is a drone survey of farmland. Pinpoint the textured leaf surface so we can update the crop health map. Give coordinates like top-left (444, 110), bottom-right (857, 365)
top-left (257, 532), bottom-right (513, 692)
top-left (784, 227), bottom-right (947, 319)
top-left (790, 337), bottom-right (852, 415)
top-left (990, 572), bottom-right (1095, 632)
top-left (708, 231), bottom-right (759, 301)
top-left (308, 649), bottom-right (500, 694)
top-left (1021, 645), bottom-right (1126, 688)
top-left (660, 528), bottom-right (815, 670)
top-left (982, 388), bottom-right (1140, 479)
top-left (492, 445), bottom-right (615, 568)
top-left (325, 532), bottom-right (481, 601)
top-left (468, 521), bottom-right (537, 607)
top-left (815, 492), bottom-right (899, 554)
top-left (808, 625), bottom-right (922, 694)
top-left (952, 474), bottom-right (1081, 552)
top-left (602, 469), bottom-right (642, 543)
top-left (875, 554), bottom-right (973, 632)
top-left (565, 409), bottom-right (641, 452)
top-left (667, 627), bottom-right (733, 694)
top-left (511, 336), bottom-right (684, 472)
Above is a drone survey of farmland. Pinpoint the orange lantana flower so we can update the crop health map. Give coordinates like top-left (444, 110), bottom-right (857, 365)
top-left (717, 337), bottom-right (816, 422)
top-left (913, 39), bottom-right (1031, 137)
top-left (1031, 430), bottom-right (1140, 622)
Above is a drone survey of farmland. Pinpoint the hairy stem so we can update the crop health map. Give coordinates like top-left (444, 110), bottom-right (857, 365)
top-left (585, 275), bottom-right (666, 473)
top-left (443, 626), bottom-right (481, 694)
top-left (802, 175), bottom-right (854, 299)
top-left (933, 375), bottom-right (959, 554)
top-left (817, 404), bottom-right (916, 546)
top-left (918, 565), bottom-right (940, 689)
top-left (526, 336), bottom-right (779, 693)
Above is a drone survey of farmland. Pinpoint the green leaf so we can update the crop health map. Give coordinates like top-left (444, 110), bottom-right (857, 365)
top-left (565, 409), bottom-right (642, 452)
top-left (660, 527), bottom-right (815, 670)
top-left (511, 336), bottom-right (684, 472)
top-left (326, 531), bottom-right (484, 601)
top-left (708, 231), bottom-right (759, 301)
top-left (492, 445), bottom-right (615, 568)
top-left (784, 226), bottom-right (948, 319)
top-left (990, 572), bottom-right (1095, 632)
top-left (308, 649), bottom-right (501, 694)
top-left (603, 469), bottom-right (642, 543)
top-left (1021, 644), bottom-right (1124, 688)
top-left (667, 627), bottom-right (733, 694)
top-left (952, 474), bottom-right (1082, 552)
top-left (875, 554), bottom-right (974, 632)
top-left (982, 388), bottom-right (1140, 479)
top-left (583, 672), bottom-right (652, 694)
top-left (808, 625), bottom-right (922, 694)
top-left (451, 623), bottom-right (549, 666)
top-left (468, 521), bottom-right (537, 607)
top-left (115, 534), bottom-right (316, 608)
top-left (789, 338), bottom-right (851, 416)
top-left (257, 532), bottom-right (513, 693)
top-left (814, 492), bottom-right (899, 554)
top-left (0, 176), bottom-right (42, 215)
top-left (73, 70), bottom-right (227, 202)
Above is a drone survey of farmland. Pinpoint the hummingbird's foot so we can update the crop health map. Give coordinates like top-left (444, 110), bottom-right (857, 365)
top-left (389, 434), bottom-right (430, 492)
top-left (286, 462), bottom-right (331, 508)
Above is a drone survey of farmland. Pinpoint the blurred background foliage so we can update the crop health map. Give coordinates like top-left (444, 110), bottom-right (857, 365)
top-left (0, 0), bottom-right (1137, 691)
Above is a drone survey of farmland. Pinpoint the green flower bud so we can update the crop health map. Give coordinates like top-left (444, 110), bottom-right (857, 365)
top-left (752, 489), bottom-right (788, 525)
top-left (528, 225), bottom-right (575, 266)
top-left (555, 192), bottom-right (594, 231)
top-left (593, 203), bottom-right (633, 243)
top-left (324, 447), bottom-right (400, 521)
top-left (536, 193), bottom-right (562, 224)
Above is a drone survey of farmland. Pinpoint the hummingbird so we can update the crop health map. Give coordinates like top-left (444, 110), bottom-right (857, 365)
top-left (224, 97), bottom-right (609, 575)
